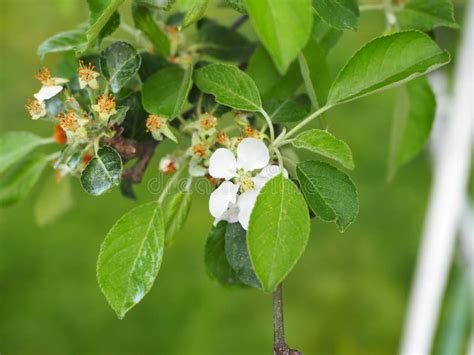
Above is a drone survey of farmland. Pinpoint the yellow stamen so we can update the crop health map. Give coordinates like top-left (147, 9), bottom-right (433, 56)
top-left (192, 143), bottom-right (207, 157)
top-left (34, 67), bottom-right (53, 85)
top-left (146, 114), bottom-right (164, 132)
top-left (199, 113), bottom-right (217, 130)
top-left (25, 99), bottom-right (44, 116)
top-left (77, 61), bottom-right (98, 83)
top-left (57, 110), bottom-right (79, 132)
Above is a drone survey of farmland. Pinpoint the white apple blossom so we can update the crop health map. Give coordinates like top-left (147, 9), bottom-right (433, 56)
top-left (208, 138), bottom-right (286, 230)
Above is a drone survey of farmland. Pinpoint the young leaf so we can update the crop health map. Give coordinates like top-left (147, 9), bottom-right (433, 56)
top-left (225, 0), bottom-right (246, 12)
top-left (312, 0), bottom-right (359, 31)
top-left (398, 0), bottom-right (458, 31)
top-left (205, 221), bottom-right (243, 287)
top-left (246, 46), bottom-right (303, 100)
top-left (327, 31), bottom-right (450, 106)
top-left (142, 65), bottom-right (193, 118)
top-left (247, 175), bottom-right (310, 293)
top-left (100, 42), bottom-right (142, 93)
top-left (389, 77), bottom-right (436, 177)
top-left (194, 64), bottom-right (261, 112)
top-left (182, 0), bottom-right (209, 28)
top-left (97, 202), bottom-right (165, 319)
top-left (296, 160), bottom-right (358, 231)
top-left (299, 35), bottom-right (332, 108)
top-left (80, 146), bottom-right (122, 196)
top-left (293, 129), bottom-right (354, 170)
top-left (244, 0), bottom-right (313, 74)
top-left (198, 19), bottom-right (253, 62)
top-left (164, 191), bottom-right (192, 246)
top-left (132, 4), bottom-right (170, 57)
top-left (37, 28), bottom-right (87, 59)
top-left (0, 132), bottom-right (51, 174)
top-left (225, 223), bottom-right (261, 289)
top-left (80, 0), bottom-right (125, 53)
top-left (34, 176), bottom-right (74, 226)
top-left (0, 155), bottom-right (49, 207)
top-left (263, 96), bottom-right (310, 123)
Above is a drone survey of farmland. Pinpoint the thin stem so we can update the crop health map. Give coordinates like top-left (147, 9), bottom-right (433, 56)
top-left (157, 162), bottom-right (187, 205)
top-left (230, 14), bottom-right (248, 31)
top-left (274, 148), bottom-right (284, 172)
top-left (273, 284), bottom-right (285, 349)
top-left (260, 109), bottom-right (275, 143)
top-left (383, 0), bottom-right (398, 29)
top-left (274, 105), bottom-right (332, 147)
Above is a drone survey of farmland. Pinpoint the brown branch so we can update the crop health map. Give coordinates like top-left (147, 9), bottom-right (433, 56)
top-left (273, 284), bottom-right (302, 355)
top-left (104, 127), bottom-right (158, 184)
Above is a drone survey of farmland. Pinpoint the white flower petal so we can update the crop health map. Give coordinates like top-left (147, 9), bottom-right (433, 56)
top-left (209, 181), bottom-right (239, 219)
top-left (209, 148), bottom-right (237, 180)
top-left (253, 165), bottom-right (288, 189)
top-left (214, 202), bottom-right (239, 225)
top-left (237, 189), bottom-right (259, 230)
top-left (34, 85), bottom-right (63, 102)
top-left (237, 138), bottom-right (269, 172)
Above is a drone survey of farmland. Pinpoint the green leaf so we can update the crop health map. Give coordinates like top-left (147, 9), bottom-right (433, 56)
top-left (37, 28), bottom-right (87, 59)
top-left (327, 31), bottom-right (450, 106)
top-left (311, 16), bottom-right (343, 53)
top-left (246, 46), bottom-right (303, 100)
top-left (0, 155), bottom-right (49, 207)
top-left (225, 223), bottom-right (261, 289)
top-left (135, 0), bottom-right (176, 10)
top-left (398, 0), bottom-right (458, 31)
top-left (244, 0), bottom-right (313, 74)
top-left (299, 37), bottom-right (332, 108)
top-left (182, 0), bottom-right (209, 28)
top-left (247, 175), bottom-right (310, 293)
top-left (34, 176), bottom-right (74, 226)
top-left (389, 77), bottom-right (436, 177)
top-left (164, 191), bottom-right (192, 246)
top-left (142, 65), bottom-right (193, 118)
top-left (225, 0), bottom-right (246, 12)
top-left (205, 221), bottom-right (243, 287)
top-left (312, 0), bottom-right (359, 31)
top-left (194, 64), bottom-right (261, 112)
top-left (97, 202), bottom-right (165, 319)
top-left (293, 129), bottom-right (354, 170)
top-left (79, 0), bottom-right (125, 53)
top-left (119, 92), bottom-right (150, 141)
top-left (263, 96), bottom-right (310, 123)
top-left (80, 146), bottom-right (122, 196)
top-left (0, 132), bottom-right (51, 174)
top-left (198, 19), bottom-right (253, 62)
top-left (296, 160), bottom-right (358, 231)
top-left (100, 42), bottom-right (142, 93)
top-left (132, 4), bottom-right (170, 57)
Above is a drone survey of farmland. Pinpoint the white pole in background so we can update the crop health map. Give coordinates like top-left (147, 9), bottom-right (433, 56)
top-left (399, 2), bottom-right (474, 354)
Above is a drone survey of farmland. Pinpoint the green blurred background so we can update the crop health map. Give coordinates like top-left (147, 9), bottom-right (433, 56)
top-left (0, 1), bottom-right (469, 354)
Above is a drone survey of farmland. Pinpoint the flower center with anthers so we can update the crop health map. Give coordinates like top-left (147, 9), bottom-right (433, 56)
top-left (25, 99), bottom-right (44, 115)
top-left (146, 115), bottom-right (164, 132)
top-left (77, 61), bottom-right (97, 82)
top-left (34, 67), bottom-right (53, 86)
top-left (95, 94), bottom-right (116, 115)
top-left (57, 110), bottom-right (79, 132)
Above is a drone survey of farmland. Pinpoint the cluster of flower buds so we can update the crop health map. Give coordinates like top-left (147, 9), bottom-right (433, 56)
top-left (25, 63), bottom-right (124, 181)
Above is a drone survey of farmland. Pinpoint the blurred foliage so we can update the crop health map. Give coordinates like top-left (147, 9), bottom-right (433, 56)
top-left (0, 0), bottom-right (468, 354)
